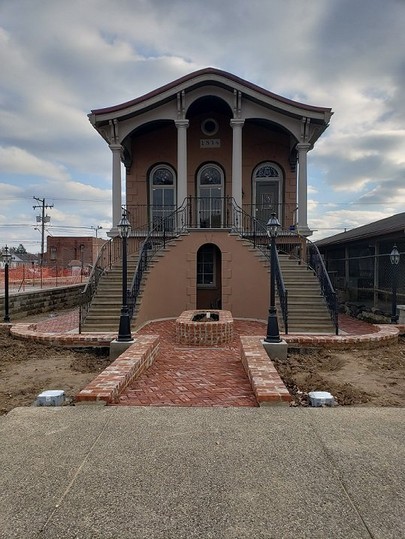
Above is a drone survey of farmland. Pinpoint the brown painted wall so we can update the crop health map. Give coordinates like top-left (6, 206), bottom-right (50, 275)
top-left (134, 231), bottom-right (269, 329)
top-left (126, 122), bottom-right (177, 209)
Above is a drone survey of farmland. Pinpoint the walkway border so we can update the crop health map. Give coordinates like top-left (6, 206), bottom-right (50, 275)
top-left (8, 321), bottom-right (402, 349)
top-left (4, 320), bottom-right (404, 407)
top-left (240, 336), bottom-right (291, 405)
top-left (76, 335), bottom-right (160, 404)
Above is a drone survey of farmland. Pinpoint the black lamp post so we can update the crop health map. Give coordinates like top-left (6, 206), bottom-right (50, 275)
top-left (265, 213), bottom-right (281, 343)
top-left (2, 245), bottom-right (12, 323)
top-left (117, 210), bottom-right (132, 341)
top-left (390, 245), bottom-right (400, 324)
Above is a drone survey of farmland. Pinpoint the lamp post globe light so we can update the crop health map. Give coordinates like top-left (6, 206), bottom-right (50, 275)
top-left (390, 245), bottom-right (400, 324)
top-left (265, 213), bottom-right (282, 343)
top-left (2, 245), bottom-right (12, 323)
top-left (117, 210), bottom-right (132, 342)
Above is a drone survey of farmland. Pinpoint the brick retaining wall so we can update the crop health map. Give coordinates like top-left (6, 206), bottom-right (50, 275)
top-left (76, 336), bottom-right (160, 404)
top-left (240, 336), bottom-right (292, 406)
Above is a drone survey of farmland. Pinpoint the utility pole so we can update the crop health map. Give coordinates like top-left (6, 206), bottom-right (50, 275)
top-left (33, 197), bottom-right (54, 267)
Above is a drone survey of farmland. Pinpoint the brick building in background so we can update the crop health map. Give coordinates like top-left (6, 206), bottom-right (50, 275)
top-left (45, 236), bottom-right (106, 272)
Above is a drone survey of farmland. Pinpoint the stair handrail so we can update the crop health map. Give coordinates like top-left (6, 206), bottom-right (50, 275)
top-left (303, 236), bottom-right (339, 335)
top-left (79, 238), bottom-right (120, 332)
top-left (230, 199), bottom-right (288, 333)
top-left (273, 247), bottom-right (289, 334)
top-left (127, 200), bottom-right (188, 318)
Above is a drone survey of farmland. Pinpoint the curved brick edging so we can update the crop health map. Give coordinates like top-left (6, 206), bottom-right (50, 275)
top-left (10, 323), bottom-right (115, 347)
top-left (76, 335), bottom-right (160, 404)
top-left (7, 320), bottom-right (401, 351)
top-left (175, 309), bottom-right (233, 346)
top-left (284, 324), bottom-right (399, 349)
top-left (240, 336), bottom-right (292, 406)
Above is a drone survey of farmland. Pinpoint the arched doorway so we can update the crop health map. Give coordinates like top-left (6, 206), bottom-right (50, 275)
top-left (197, 164), bottom-right (224, 228)
top-left (196, 243), bottom-right (222, 309)
top-left (149, 164), bottom-right (176, 228)
top-left (252, 162), bottom-right (283, 226)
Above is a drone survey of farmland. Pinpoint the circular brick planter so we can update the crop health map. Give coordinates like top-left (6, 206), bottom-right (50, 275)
top-left (175, 310), bottom-right (233, 346)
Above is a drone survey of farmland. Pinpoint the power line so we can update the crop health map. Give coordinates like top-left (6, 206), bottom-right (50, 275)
top-left (33, 197), bottom-right (54, 267)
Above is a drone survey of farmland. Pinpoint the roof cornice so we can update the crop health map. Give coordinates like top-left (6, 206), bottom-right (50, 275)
top-left (90, 67), bottom-right (332, 122)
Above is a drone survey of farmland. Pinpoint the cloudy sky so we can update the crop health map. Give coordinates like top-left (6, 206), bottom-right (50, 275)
top-left (1, 0), bottom-right (404, 252)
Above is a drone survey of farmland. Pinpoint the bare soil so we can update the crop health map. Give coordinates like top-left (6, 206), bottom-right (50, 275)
top-left (0, 331), bottom-right (111, 415)
top-left (0, 330), bottom-right (404, 414)
top-left (273, 336), bottom-right (405, 407)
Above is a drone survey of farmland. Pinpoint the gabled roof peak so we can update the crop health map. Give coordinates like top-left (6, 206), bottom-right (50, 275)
top-left (91, 67), bottom-right (332, 116)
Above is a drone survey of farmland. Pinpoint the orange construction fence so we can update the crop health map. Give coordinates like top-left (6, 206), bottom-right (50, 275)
top-left (0, 264), bottom-right (88, 290)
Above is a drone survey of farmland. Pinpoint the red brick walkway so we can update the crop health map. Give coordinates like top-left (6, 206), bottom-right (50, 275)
top-left (117, 320), bottom-right (265, 407)
top-left (22, 310), bottom-right (401, 408)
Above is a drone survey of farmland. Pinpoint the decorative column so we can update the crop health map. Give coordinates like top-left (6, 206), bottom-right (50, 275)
top-left (230, 119), bottom-right (244, 208)
top-left (296, 142), bottom-right (311, 236)
top-left (175, 119), bottom-right (189, 207)
top-left (109, 143), bottom-right (123, 234)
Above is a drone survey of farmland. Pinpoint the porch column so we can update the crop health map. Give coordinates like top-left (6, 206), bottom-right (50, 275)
top-left (296, 142), bottom-right (311, 236)
top-left (109, 143), bottom-right (123, 235)
top-left (175, 119), bottom-right (189, 207)
top-left (230, 119), bottom-right (244, 208)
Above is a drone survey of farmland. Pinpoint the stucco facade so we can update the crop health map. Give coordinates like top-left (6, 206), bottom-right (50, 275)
top-left (88, 68), bottom-right (332, 319)
top-left (89, 68), bottom-right (332, 237)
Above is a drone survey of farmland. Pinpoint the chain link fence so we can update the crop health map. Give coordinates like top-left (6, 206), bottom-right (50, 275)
top-left (324, 244), bottom-right (404, 315)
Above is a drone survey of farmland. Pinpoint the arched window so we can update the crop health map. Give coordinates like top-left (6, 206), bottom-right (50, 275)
top-left (149, 164), bottom-right (176, 227)
top-left (197, 164), bottom-right (224, 228)
top-left (252, 162), bottom-right (283, 225)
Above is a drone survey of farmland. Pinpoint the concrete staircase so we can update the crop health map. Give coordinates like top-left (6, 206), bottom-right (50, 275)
top-left (224, 234), bottom-right (336, 334)
top-left (81, 254), bottom-right (139, 333)
top-left (277, 254), bottom-right (336, 334)
top-left (81, 233), bottom-right (336, 335)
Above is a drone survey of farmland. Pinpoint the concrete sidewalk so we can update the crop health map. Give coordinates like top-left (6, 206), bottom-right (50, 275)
top-left (0, 407), bottom-right (404, 539)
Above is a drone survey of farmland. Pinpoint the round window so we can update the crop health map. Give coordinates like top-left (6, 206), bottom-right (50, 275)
top-left (201, 118), bottom-right (219, 136)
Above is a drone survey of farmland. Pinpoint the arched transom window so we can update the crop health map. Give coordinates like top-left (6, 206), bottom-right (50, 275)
top-left (197, 164), bottom-right (224, 228)
top-left (253, 162), bottom-right (283, 226)
top-left (149, 164), bottom-right (176, 227)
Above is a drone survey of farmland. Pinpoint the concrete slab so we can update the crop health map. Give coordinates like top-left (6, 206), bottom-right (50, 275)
top-left (262, 339), bottom-right (288, 360)
top-left (109, 338), bottom-right (135, 360)
top-left (0, 407), bottom-right (403, 539)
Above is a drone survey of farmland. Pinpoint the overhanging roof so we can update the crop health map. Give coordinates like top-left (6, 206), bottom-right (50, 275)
top-left (89, 67), bottom-right (333, 124)
top-left (316, 213), bottom-right (405, 247)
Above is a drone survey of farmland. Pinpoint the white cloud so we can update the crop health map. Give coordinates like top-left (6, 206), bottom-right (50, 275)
top-left (0, 0), bottom-right (404, 249)
top-left (0, 146), bottom-right (69, 181)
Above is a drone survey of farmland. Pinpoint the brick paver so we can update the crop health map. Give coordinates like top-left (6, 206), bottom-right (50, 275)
top-left (117, 320), bottom-right (264, 407)
top-left (14, 309), bottom-right (404, 407)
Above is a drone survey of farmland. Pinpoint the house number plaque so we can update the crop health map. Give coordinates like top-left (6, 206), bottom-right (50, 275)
top-left (200, 139), bottom-right (221, 148)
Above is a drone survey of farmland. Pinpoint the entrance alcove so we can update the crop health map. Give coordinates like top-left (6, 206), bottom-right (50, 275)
top-left (196, 243), bottom-right (222, 309)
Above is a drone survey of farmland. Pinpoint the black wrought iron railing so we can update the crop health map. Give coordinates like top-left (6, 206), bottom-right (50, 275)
top-left (274, 247), bottom-right (288, 334)
top-left (231, 202), bottom-right (289, 333)
top-left (305, 238), bottom-right (339, 335)
top-left (78, 235), bottom-right (143, 332)
top-left (79, 239), bottom-right (119, 332)
top-left (125, 199), bottom-right (298, 234)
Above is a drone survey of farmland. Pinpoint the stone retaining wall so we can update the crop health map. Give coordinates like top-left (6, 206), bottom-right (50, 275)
top-left (0, 284), bottom-right (85, 319)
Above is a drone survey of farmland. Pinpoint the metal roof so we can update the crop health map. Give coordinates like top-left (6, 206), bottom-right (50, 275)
top-left (316, 212), bottom-right (405, 247)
